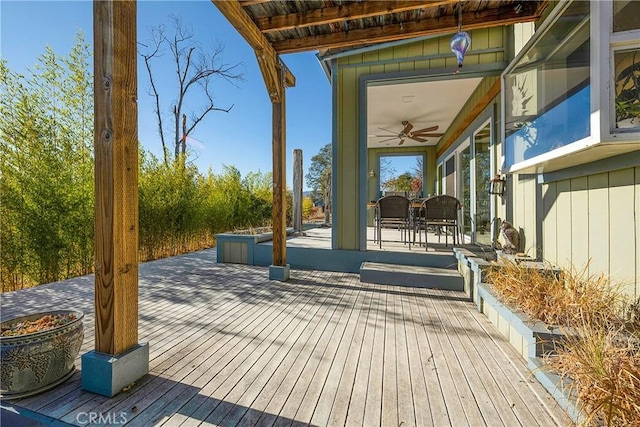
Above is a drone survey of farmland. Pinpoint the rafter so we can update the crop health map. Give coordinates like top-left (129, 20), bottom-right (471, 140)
top-left (256, 0), bottom-right (456, 33)
top-left (211, 0), bottom-right (294, 102)
top-left (239, 0), bottom-right (271, 6)
top-left (272, 2), bottom-right (542, 54)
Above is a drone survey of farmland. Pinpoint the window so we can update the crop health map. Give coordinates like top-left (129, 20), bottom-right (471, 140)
top-left (379, 154), bottom-right (424, 198)
top-left (504, 1), bottom-right (591, 168)
top-left (611, 1), bottom-right (640, 132)
top-left (613, 48), bottom-right (640, 130)
top-left (613, 0), bottom-right (640, 33)
top-left (445, 156), bottom-right (455, 195)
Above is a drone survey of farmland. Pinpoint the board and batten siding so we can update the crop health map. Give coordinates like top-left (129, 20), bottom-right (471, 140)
top-left (335, 28), bottom-right (508, 250)
top-left (536, 167), bottom-right (640, 299)
top-left (510, 174), bottom-right (539, 258)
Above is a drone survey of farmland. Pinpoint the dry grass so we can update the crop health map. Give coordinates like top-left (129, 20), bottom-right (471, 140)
top-left (546, 319), bottom-right (640, 426)
top-left (485, 261), bottom-right (623, 328)
top-left (486, 260), bottom-right (640, 425)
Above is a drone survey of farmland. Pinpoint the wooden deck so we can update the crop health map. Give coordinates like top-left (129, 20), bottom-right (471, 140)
top-left (1, 249), bottom-right (570, 426)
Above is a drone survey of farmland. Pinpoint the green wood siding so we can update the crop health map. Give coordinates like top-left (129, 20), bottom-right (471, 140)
top-left (570, 177), bottom-right (589, 270)
top-left (536, 168), bottom-right (640, 299)
top-left (588, 173), bottom-right (610, 278)
top-left (335, 28), bottom-right (508, 250)
top-left (542, 182), bottom-right (558, 263)
top-left (511, 175), bottom-right (538, 255)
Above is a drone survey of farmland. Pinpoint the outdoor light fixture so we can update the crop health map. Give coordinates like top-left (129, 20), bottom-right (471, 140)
top-left (450, 2), bottom-right (471, 73)
top-left (369, 169), bottom-right (376, 178)
top-left (489, 174), bottom-right (506, 196)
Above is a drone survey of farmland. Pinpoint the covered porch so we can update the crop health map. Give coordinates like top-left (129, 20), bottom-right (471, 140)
top-left (1, 250), bottom-right (570, 426)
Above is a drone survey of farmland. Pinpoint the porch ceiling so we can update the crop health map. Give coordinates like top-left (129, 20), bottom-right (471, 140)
top-left (231, 0), bottom-right (548, 55)
top-left (213, 0), bottom-right (549, 145)
top-left (367, 77), bottom-right (483, 148)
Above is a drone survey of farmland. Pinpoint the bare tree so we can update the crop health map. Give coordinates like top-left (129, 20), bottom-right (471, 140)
top-left (140, 15), bottom-right (243, 165)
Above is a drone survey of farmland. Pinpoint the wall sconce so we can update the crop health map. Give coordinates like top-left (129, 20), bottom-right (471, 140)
top-left (489, 174), bottom-right (506, 196)
top-left (369, 169), bottom-right (376, 178)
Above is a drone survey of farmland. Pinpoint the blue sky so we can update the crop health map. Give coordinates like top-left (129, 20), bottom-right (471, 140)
top-left (1, 0), bottom-right (331, 191)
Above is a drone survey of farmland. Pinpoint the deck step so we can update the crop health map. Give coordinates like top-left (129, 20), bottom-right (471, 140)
top-left (359, 262), bottom-right (464, 291)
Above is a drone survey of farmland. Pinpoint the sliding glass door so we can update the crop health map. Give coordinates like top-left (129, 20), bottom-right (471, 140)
top-left (473, 123), bottom-right (492, 245)
top-left (441, 121), bottom-right (493, 245)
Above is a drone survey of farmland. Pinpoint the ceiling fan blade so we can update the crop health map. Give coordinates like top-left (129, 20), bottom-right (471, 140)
top-left (411, 125), bottom-right (440, 134)
top-left (378, 126), bottom-right (399, 134)
top-left (398, 139), bottom-right (406, 145)
top-left (401, 121), bottom-right (413, 134)
top-left (413, 132), bottom-right (444, 137)
top-left (370, 134), bottom-right (397, 137)
top-left (378, 137), bottom-right (399, 143)
top-left (411, 136), bottom-right (429, 142)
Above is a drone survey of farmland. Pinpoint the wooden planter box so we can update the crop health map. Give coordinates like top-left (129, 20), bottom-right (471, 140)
top-left (215, 228), bottom-right (294, 264)
top-left (477, 282), bottom-right (566, 360)
top-left (476, 282), bottom-right (581, 422)
top-left (454, 249), bottom-right (580, 422)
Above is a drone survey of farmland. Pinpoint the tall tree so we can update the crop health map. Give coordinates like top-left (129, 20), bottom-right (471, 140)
top-left (140, 15), bottom-right (244, 165)
top-left (305, 143), bottom-right (332, 201)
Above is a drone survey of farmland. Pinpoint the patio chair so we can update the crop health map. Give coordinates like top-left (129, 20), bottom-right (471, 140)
top-left (375, 195), bottom-right (411, 249)
top-left (410, 198), bottom-right (427, 245)
top-left (418, 195), bottom-right (461, 249)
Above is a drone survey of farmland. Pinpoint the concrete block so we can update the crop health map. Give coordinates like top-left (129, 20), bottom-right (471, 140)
top-left (269, 264), bottom-right (290, 281)
top-left (81, 343), bottom-right (149, 397)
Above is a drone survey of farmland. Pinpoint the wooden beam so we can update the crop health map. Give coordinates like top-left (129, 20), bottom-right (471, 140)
top-left (272, 3), bottom-right (542, 54)
top-left (255, 48), bottom-right (283, 103)
top-left (437, 78), bottom-right (501, 158)
top-left (272, 64), bottom-right (287, 266)
top-left (256, 1), bottom-right (455, 33)
top-left (239, 0), bottom-right (271, 6)
top-left (93, 0), bottom-right (139, 355)
top-left (212, 0), bottom-right (295, 101)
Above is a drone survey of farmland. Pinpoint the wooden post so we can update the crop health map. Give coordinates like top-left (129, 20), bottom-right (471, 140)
top-left (324, 171), bottom-right (332, 226)
top-left (271, 64), bottom-right (287, 268)
top-left (83, 0), bottom-right (148, 398)
top-left (292, 149), bottom-right (303, 234)
top-left (93, 0), bottom-right (139, 355)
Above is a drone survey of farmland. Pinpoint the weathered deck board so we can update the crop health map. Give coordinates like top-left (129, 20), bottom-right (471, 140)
top-left (362, 284), bottom-right (386, 427)
top-left (435, 289), bottom-right (572, 426)
top-left (0, 249), bottom-right (570, 427)
top-left (412, 291), bottom-right (469, 426)
top-left (343, 283), bottom-right (380, 427)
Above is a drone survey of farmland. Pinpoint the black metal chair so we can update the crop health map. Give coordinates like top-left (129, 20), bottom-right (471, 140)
top-left (410, 198), bottom-right (427, 245)
top-left (418, 195), bottom-right (461, 249)
top-left (375, 195), bottom-right (411, 249)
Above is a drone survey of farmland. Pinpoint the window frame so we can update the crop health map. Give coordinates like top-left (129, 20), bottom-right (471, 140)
top-left (501, 0), bottom-right (640, 174)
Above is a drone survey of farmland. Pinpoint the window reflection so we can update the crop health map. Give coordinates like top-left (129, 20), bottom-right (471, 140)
top-left (614, 48), bottom-right (640, 130)
top-left (504, 1), bottom-right (590, 166)
top-left (613, 0), bottom-right (640, 33)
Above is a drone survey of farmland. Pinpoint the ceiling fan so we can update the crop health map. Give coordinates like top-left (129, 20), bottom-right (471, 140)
top-left (371, 120), bottom-right (444, 145)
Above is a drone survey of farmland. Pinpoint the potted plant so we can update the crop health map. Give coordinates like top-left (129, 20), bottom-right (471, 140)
top-left (615, 50), bottom-right (640, 129)
top-left (1, 310), bottom-right (84, 399)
